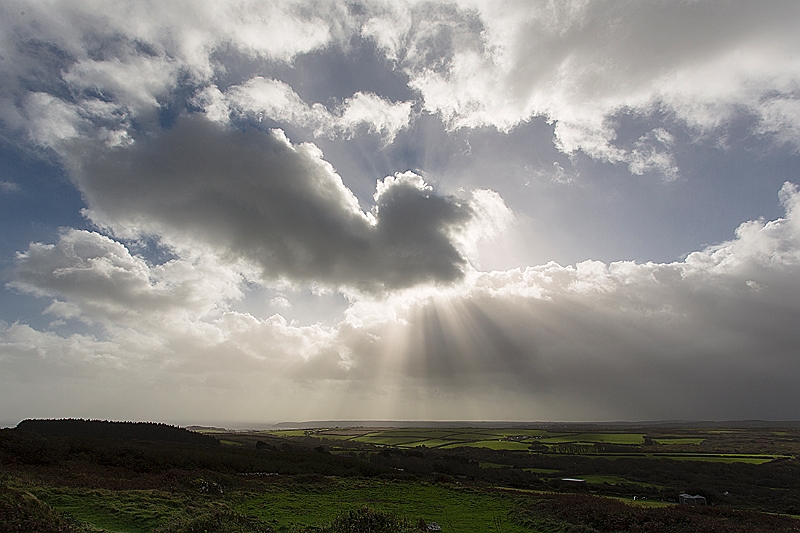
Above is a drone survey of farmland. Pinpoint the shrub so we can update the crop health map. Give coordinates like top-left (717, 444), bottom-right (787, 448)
top-left (154, 509), bottom-right (272, 533)
top-left (0, 482), bottom-right (86, 533)
top-left (319, 507), bottom-right (418, 533)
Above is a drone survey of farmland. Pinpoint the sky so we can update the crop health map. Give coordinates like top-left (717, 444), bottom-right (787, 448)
top-left (1, 0), bottom-right (800, 426)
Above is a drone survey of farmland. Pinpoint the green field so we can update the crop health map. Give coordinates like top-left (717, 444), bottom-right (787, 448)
top-left (36, 487), bottom-right (193, 533)
top-left (538, 433), bottom-right (644, 445)
top-left (479, 462), bottom-right (512, 469)
top-left (235, 479), bottom-right (529, 533)
top-left (267, 429), bottom-right (309, 437)
top-left (653, 438), bottom-right (705, 445)
top-left (311, 428), bottom-right (652, 450)
top-left (367, 429), bottom-right (460, 439)
top-left (5, 422), bottom-right (800, 532)
top-left (401, 439), bottom-right (461, 448)
top-left (352, 435), bottom-right (427, 446)
top-left (486, 429), bottom-right (548, 437)
top-left (25, 480), bottom-right (530, 533)
top-left (441, 439), bottom-right (533, 451)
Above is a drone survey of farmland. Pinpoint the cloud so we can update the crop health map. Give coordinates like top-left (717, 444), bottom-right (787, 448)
top-left (4, 183), bottom-right (800, 421)
top-left (325, 182), bottom-right (800, 419)
top-left (1, 1), bottom-right (411, 153)
top-left (364, 0), bottom-right (800, 174)
top-left (11, 228), bottom-right (245, 326)
top-left (3, 0), bottom-right (800, 423)
top-left (64, 115), bottom-right (488, 292)
top-left (6, 0), bottom-right (799, 178)
top-left (0, 181), bottom-right (20, 193)
top-left (203, 77), bottom-right (414, 143)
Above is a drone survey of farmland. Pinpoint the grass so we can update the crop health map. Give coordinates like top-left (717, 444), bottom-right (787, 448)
top-left (234, 479), bottom-right (530, 533)
top-left (8, 474), bottom-right (533, 533)
top-left (25, 479), bottom-right (531, 533)
top-left (366, 429), bottom-right (458, 439)
top-left (437, 432), bottom-right (505, 441)
top-left (266, 430), bottom-right (308, 437)
top-left (352, 436), bottom-right (427, 446)
top-left (486, 429), bottom-right (548, 437)
top-left (538, 433), bottom-right (645, 445)
top-left (400, 439), bottom-right (459, 448)
top-left (313, 434), bottom-right (356, 441)
top-left (35, 487), bottom-right (191, 533)
top-left (440, 440), bottom-right (532, 451)
top-left (653, 438), bottom-right (705, 445)
top-left (479, 462), bottom-right (511, 469)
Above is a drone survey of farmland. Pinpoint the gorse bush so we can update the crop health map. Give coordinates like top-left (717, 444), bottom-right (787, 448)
top-left (0, 481), bottom-right (87, 533)
top-left (509, 493), bottom-right (800, 533)
top-left (319, 507), bottom-right (419, 533)
top-left (154, 509), bottom-right (273, 533)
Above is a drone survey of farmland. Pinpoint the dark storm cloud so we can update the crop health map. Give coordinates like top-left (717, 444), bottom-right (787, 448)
top-left (67, 115), bottom-right (473, 292)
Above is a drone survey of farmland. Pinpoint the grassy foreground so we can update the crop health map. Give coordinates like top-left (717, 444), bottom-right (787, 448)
top-left (2, 420), bottom-right (800, 532)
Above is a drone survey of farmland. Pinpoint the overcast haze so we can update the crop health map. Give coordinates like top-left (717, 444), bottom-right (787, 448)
top-left (2, 0), bottom-right (800, 425)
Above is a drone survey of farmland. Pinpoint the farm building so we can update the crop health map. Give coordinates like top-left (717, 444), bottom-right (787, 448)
top-left (678, 493), bottom-right (707, 505)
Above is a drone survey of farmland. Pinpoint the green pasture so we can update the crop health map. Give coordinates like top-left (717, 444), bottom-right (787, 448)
top-left (538, 433), bottom-right (644, 445)
top-left (653, 438), bottom-right (705, 445)
top-left (36, 487), bottom-right (191, 533)
top-left (400, 439), bottom-right (460, 448)
top-left (235, 479), bottom-right (529, 533)
top-left (439, 432), bottom-right (505, 441)
top-left (479, 462), bottom-right (512, 469)
top-left (441, 440), bottom-right (532, 451)
top-left (367, 429), bottom-right (458, 439)
top-left (314, 434), bottom-right (355, 441)
top-left (487, 429), bottom-right (548, 437)
top-left (27, 479), bottom-right (532, 533)
top-left (267, 429), bottom-right (308, 437)
top-left (352, 435), bottom-right (426, 446)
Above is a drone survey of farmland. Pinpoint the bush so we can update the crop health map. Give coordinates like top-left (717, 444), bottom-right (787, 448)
top-left (0, 482), bottom-right (86, 533)
top-left (509, 493), bottom-right (800, 533)
top-left (319, 507), bottom-right (418, 533)
top-left (154, 509), bottom-right (272, 533)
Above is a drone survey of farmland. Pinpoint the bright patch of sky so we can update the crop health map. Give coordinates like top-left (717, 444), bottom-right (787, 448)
top-left (1, 0), bottom-right (800, 424)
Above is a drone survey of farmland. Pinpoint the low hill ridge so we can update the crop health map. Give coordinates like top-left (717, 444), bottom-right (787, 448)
top-left (16, 418), bottom-right (219, 446)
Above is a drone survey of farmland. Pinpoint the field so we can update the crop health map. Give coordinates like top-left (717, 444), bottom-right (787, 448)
top-left (2, 420), bottom-right (800, 532)
top-left (234, 479), bottom-right (529, 532)
top-left (295, 427), bottom-right (648, 449)
top-left (292, 426), bottom-right (793, 463)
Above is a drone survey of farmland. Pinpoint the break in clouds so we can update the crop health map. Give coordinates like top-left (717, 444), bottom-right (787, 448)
top-left (2, 0), bottom-right (800, 422)
top-left (6, 183), bottom-right (800, 421)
